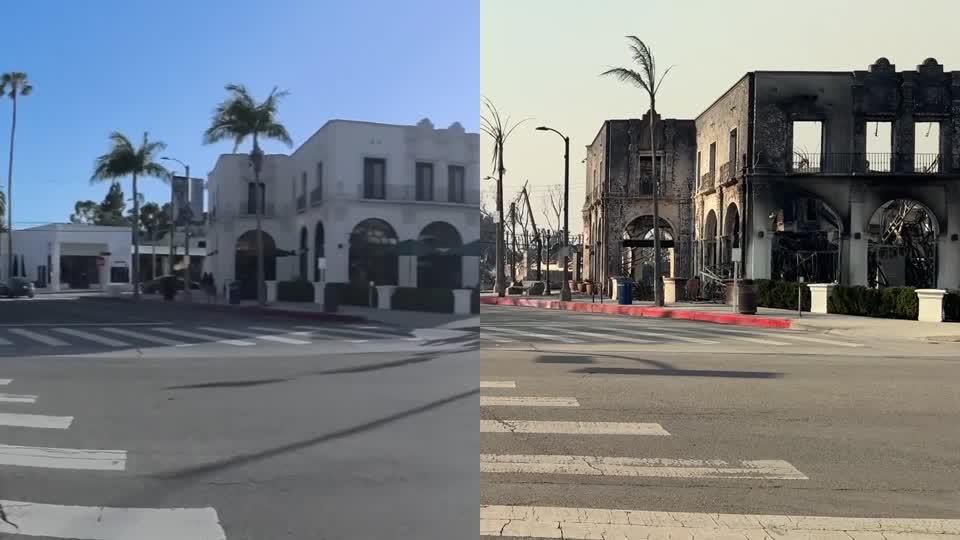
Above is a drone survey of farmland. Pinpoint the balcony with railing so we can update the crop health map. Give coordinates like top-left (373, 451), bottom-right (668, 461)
top-left (221, 201), bottom-right (275, 218)
top-left (790, 153), bottom-right (944, 175)
top-left (607, 176), bottom-right (664, 199)
top-left (699, 170), bottom-right (716, 192)
top-left (356, 184), bottom-right (480, 205)
top-left (296, 195), bottom-right (306, 212)
top-left (718, 162), bottom-right (734, 184)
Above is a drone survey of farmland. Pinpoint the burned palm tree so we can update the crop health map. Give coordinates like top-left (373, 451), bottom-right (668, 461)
top-left (480, 97), bottom-right (530, 297)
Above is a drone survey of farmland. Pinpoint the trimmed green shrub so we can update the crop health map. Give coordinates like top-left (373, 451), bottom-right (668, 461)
top-left (472, 287), bottom-right (480, 314)
top-left (944, 290), bottom-right (960, 322)
top-left (392, 287), bottom-right (454, 313)
top-left (327, 282), bottom-right (379, 306)
top-left (754, 279), bottom-right (811, 311)
top-left (827, 285), bottom-right (918, 320)
top-left (277, 279), bottom-right (314, 302)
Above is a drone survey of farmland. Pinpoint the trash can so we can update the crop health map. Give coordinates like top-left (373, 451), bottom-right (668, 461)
top-left (737, 279), bottom-right (757, 314)
top-left (323, 284), bottom-right (340, 313)
top-left (617, 280), bottom-right (633, 305)
top-left (228, 281), bottom-right (242, 305)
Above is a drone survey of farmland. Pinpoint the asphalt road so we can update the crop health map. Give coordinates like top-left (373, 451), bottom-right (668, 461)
top-left (481, 305), bottom-right (960, 539)
top-left (0, 296), bottom-right (478, 539)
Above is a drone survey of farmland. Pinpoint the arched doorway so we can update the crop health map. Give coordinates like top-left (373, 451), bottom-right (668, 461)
top-left (235, 230), bottom-right (277, 299)
top-left (703, 210), bottom-right (718, 269)
top-left (868, 199), bottom-right (938, 288)
top-left (349, 219), bottom-right (398, 286)
top-left (313, 221), bottom-right (325, 282)
top-left (623, 215), bottom-right (675, 299)
top-left (299, 227), bottom-right (309, 280)
top-left (418, 221), bottom-right (463, 288)
top-left (722, 203), bottom-right (741, 265)
top-left (770, 196), bottom-right (842, 283)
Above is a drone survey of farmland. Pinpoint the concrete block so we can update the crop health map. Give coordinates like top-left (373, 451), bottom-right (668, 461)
top-left (453, 289), bottom-right (473, 315)
top-left (376, 285), bottom-right (397, 310)
top-left (916, 289), bottom-right (946, 322)
top-left (808, 283), bottom-right (835, 314)
top-left (313, 282), bottom-right (324, 305)
top-left (266, 281), bottom-right (277, 303)
top-left (662, 277), bottom-right (680, 304)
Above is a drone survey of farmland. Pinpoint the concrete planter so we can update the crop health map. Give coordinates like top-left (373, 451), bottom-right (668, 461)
top-left (313, 282), bottom-right (325, 306)
top-left (662, 277), bottom-right (687, 304)
top-left (453, 289), bottom-right (473, 314)
top-left (916, 289), bottom-right (947, 322)
top-left (265, 281), bottom-right (278, 303)
top-left (808, 283), bottom-right (835, 314)
top-left (376, 285), bottom-right (397, 310)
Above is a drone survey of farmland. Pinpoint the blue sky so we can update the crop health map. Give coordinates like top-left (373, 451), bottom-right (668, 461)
top-left (2, 0), bottom-right (478, 228)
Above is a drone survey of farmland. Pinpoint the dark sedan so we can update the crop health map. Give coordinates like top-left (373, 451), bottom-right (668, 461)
top-left (0, 278), bottom-right (36, 298)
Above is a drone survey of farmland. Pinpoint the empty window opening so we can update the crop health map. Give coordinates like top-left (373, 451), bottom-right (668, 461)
top-left (696, 151), bottom-right (701, 189)
top-left (791, 121), bottom-right (823, 172)
top-left (708, 143), bottom-right (717, 175)
top-left (728, 128), bottom-right (738, 169)
top-left (914, 122), bottom-right (941, 173)
top-left (866, 121), bottom-right (892, 172)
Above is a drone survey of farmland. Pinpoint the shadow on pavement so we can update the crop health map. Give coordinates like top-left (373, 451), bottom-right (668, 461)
top-left (566, 352), bottom-right (782, 379)
top-left (536, 355), bottom-right (594, 364)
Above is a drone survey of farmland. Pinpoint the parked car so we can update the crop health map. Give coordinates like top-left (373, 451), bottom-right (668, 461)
top-left (142, 275), bottom-right (201, 294)
top-left (0, 278), bottom-right (36, 298)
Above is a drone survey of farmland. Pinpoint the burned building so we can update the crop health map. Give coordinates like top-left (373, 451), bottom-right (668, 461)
top-left (584, 58), bottom-right (960, 294)
top-left (582, 113), bottom-right (696, 293)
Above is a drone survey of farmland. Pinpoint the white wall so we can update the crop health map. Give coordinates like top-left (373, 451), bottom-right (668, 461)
top-left (3, 225), bottom-right (132, 288)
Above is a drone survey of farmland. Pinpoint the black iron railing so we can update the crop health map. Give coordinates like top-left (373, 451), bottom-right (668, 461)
top-left (790, 152), bottom-right (942, 174)
top-left (310, 187), bottom-right (323, 206)
top-left (700, 170), bottom-right (715, 191)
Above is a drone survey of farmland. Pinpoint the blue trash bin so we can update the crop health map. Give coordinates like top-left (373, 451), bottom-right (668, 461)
top-left (617, 281), bottom-right (633, 305)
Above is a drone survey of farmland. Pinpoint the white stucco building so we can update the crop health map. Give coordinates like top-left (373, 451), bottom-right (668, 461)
top-left (205, 118), bottom-right (480, 299)
top-left (1, 224), bottom-right (133, 290)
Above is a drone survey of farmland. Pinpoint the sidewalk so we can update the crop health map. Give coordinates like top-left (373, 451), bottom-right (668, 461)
top-left (481, 292), bottom-right (960, 341)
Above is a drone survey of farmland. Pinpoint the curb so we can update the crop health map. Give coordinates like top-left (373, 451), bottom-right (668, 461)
top-left (480, 296), bottom-right (792, 329)
top-left (80, 296), bottom-right (367, 323)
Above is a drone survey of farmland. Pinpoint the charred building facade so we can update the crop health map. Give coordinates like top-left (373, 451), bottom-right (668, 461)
top-left (584, 58), bottom-right (960, 293)
top-left (582, 113), bottom-right (696, 292)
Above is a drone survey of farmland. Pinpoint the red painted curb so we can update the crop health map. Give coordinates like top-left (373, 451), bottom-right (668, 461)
top-left (81, 296), bottom-right (366, 323)
top-left (480, 296), bottom-right (792, 329)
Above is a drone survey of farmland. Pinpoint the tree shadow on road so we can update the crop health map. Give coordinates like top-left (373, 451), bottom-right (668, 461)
top-left (546, 352), bottom-right (782, 379)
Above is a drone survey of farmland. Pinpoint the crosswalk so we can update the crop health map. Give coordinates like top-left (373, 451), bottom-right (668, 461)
top-left (479, 379), bottom-right (960, 539)
top-left (481, 320), bottom-right (864, 348)
top-left (0, 322), bottom-right (430, 351)
top-left (0, 378), bottom-right (227, 539)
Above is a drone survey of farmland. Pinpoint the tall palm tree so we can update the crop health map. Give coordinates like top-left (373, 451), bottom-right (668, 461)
top-left (601, 37), bottom-right (673, 306)
top-left (92, 132), bottom-right (170, 299)
top-left (1, 72), bottom-right (33, 281)
top-left (204, 84), bottom-right (292, 305)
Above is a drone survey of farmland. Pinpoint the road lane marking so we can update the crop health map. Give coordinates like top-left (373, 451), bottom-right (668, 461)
top-left (479, 455), bottom-right (807, 479)
top-left (294, 324), bottom-right (399, 339)
top-left (480, 396), bottom-right (580, 407)
top-left (52, 328), bottom-right (130, 347)
top-left (198, 326), bottom-right (311, 345)
top-left (480, 333), bottom-right (516, 343)
top-left (648, 325), bottom-right (866, 348)
top-left (626, 330), bottom-right (719, 344)
top-left (481, 505), bottom-right (960, 539)
top-left (0, 322), bottom-right (171, 327)
top-left (0, 379), bottom-right (10, 385)
top-left (480, 381), bottom-right (516, 388)
top-left (0, 394), bottom-right (37, 403)
top-left (718, 334), bottom-right (791, 346)
top-left (776, 333), bottom-right (864, 347)
top-left (481, 420), bottom-right (669, 435)
top-left (0, 413), bottom-right (73, 429)
top-left (153, 327), bottom-right (255, 346)
top-left (7, 328), bottom-right (68, 346)
top-left (0, 499), bottom-right (226, 540)
top-left (100, 327), bottom-right (186, 346)
top-left (484, 326), bottom-right (584, 343)
top-left (0, 444), bottom-right (126, 470)
top-left (562, 329), bottom-right (653, 343)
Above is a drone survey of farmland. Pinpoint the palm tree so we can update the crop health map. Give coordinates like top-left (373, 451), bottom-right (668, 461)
top-left (92, 132), bottom-right (170, 299)
top-left (1, 72), bottom-right (33, 281)
top-left (601, 37), bottom-right (674, 306)
top-left (481, 96), bottom-right (530, 297)
top-left (203, 84), bottom-right (292, 305)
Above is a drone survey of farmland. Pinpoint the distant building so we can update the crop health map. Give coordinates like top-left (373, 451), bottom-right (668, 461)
top-left (205, 118), bottom-right (480, 299)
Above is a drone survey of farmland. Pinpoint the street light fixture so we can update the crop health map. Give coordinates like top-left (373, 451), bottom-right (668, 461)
top-left (161, 156), bottom-right (192, 302)
top-left (535, 126), bottom-right (572, 302)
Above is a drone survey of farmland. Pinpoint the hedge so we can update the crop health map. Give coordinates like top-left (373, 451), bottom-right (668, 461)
top-left (827, 285), bottom-right (918, 320)
top-left (277, 279), bottom-right (314, 302)
top-left (392, 287), bottom-right (454, 313)
top-left (326, 283), bottom-right (379, 306)
top-left (472, 287), bottom-right (480, 314)
top-left (754, 280), bottom-right (810, 311)
top-left (943, 290), bottom-right (960, 322)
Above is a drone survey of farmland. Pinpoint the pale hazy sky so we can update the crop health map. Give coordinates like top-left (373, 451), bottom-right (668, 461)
top-left (481, 0), bottom-right (960, 234)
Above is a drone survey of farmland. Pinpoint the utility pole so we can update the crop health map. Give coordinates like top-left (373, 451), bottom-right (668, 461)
top-left (509, 201), bottom-right (517, 286)
top-left (183, 165), bottom-right (192, 302)
top-left (495, 156), bottom-right (506, 297)
top-left (544, 228), bottom-right (552, 296)
top-left (520, 181), bottom-right (541, 281)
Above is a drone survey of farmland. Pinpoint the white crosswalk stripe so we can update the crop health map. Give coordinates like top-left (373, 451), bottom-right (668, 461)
top-left (481, 396), bottom-right (580, 407)
top-left (8, 328), bottom-right (68, 346)
top-left (480, 381), bottom-right (516, 388)
top-left (484, 326), bottom-right (584, 343)
top-left (0, 378), bottom-right (10, 385)
top-left (294, 324), bottom-right (407, 340)
top-left (481, 454), bottom-right (808, 479)
top-left (0, 443), bottom-right (126, 470)
top-left (0, 499), bottom-right (227, 540)
top-left (198, 326), bottom-right (311, 345)
top-left (0, 412), bottom-right (73, 429)
top-left (0, 393), bottom-right (37, 403)
top-left (481, 420), bottom-right (670, 435)
top-left (152, 327), bottom-right (255, 346)
top-left (52, 327), bottom-right (130, 347)
top-left (100, 327), bottom-right (188, 346)
top-left (0, 336), bottom-right (11, 345)
top-left (559, 328), bottom-right (653, 343)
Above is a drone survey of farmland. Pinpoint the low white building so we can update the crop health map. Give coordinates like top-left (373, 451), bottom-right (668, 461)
top-left (205, 118), bottom-right (480, 299)
top-left (1, 224), bottom-right (133, 291)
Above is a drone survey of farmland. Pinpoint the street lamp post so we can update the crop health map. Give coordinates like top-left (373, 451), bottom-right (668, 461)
top-left (536, 126), bottom-right (572, 301)
top-left (161, 156), bottom-right (191, 302)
